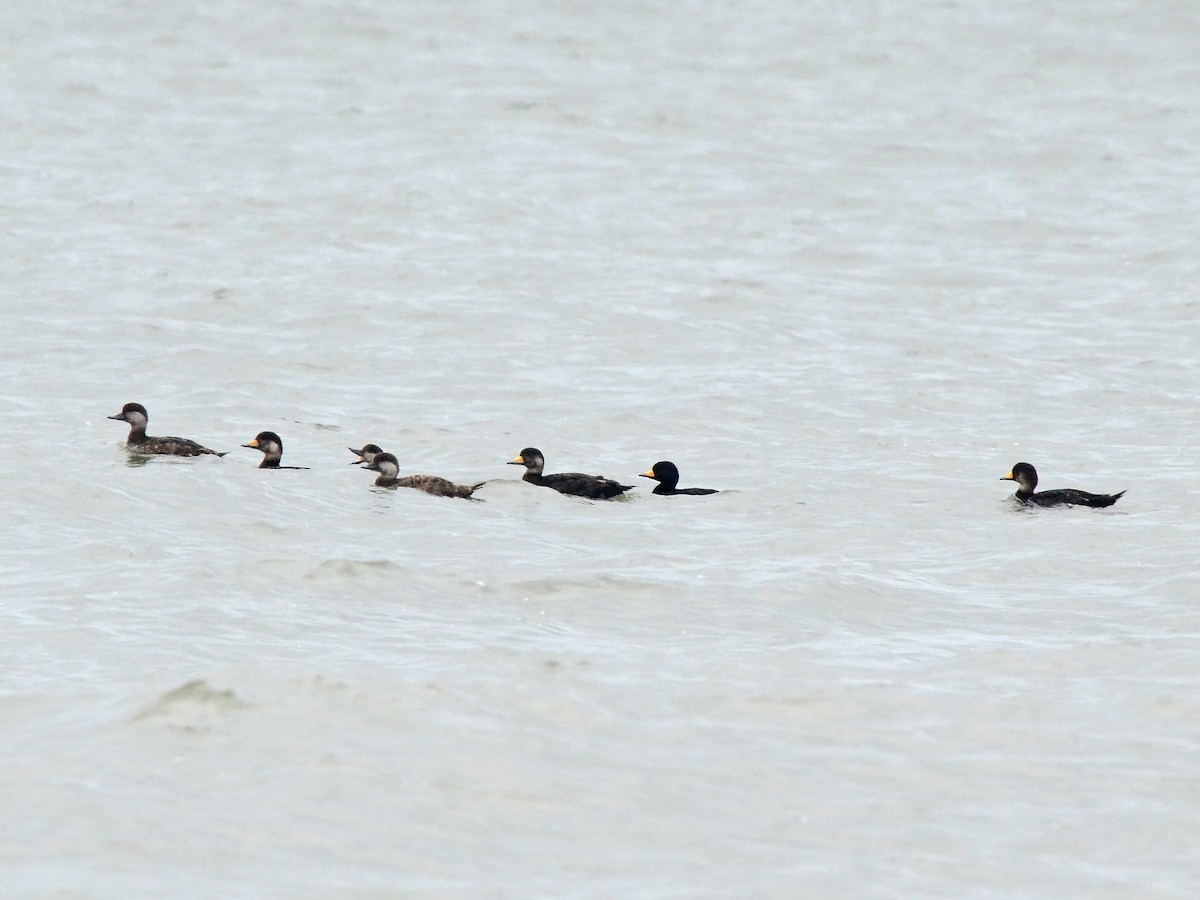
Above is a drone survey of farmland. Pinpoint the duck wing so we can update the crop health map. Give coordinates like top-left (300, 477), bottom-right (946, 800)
top-left (134, 435), bottom-right (224, 457)
top-left (395, 475), bottom-right (480, 499)
top-left (1030, 488), bottom-right (1125, 508)
top-left (541, 472), bottom-right (634, 500)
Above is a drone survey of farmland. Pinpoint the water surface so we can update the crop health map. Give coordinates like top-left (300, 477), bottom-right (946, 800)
top-left (2, 0), bottom-right (1199, 895)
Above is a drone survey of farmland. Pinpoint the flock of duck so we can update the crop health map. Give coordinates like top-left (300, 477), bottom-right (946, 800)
top-left (107, 402), bottom-right (717, 500)
top-left (108, 402), bottom-right (1127, 508)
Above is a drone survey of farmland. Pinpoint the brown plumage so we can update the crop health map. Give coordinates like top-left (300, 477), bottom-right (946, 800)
top-left (366, 453), bottom-right (484, 499)
top-left (107, 402), bottom-right (225, 457)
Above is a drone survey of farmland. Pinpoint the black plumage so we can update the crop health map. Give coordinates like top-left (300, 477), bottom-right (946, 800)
top-left (242, 431), bottom-right (308, 469)
top-left (640, 461), bottom-right (718, 496)
top-left (1001, 462), bottom-right (1124, 508)
top-left (508, 447), bottom-right (633, 500)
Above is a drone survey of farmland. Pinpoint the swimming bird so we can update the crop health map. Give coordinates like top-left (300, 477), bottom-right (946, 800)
top-left (1001, 462), bottom-right (1124, 508)
top-left (349, 443), bottom-right (385, 466)
top-left (640, 461), bottom-right (718, 495)
top-left (242, 431), bottom-right (308, 469)
top-left (107, 402), bottom-right (225, 457)
top-left (366, 452), bottom-right (484, 499)
top-left (508, 447), bottom-right (634, 500)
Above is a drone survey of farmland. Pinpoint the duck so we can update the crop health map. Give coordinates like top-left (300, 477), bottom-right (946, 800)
top-left (107, 402), bottom-right (225, 457)
top-left (366, 452), bottom-right (485, 499)
top-left (349, 443), bottom-right (385, 466)
top-left (508, 447), bottom-right (634, 500)
top-left (241, 431), bottom-right (308, 469)
top-left (1001, 462), bottom-right (1124, 508)
top-left (640, 461), bottom-right (718, 495)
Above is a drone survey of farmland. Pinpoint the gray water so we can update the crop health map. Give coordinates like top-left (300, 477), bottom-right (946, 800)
top-left (3, 1), bottom-right (1199, 896)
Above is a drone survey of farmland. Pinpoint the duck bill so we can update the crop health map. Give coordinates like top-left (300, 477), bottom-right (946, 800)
top-left (242, 439), bottom-right (260, 448)
top-left (107, 413), bottom-right (125, 421)
top-left (1000, 472), bottom-right (1015, 481)
top-left (508, 456), bottom-right (525, 466)
top-left (640, 471), bottom-right (655, 479)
